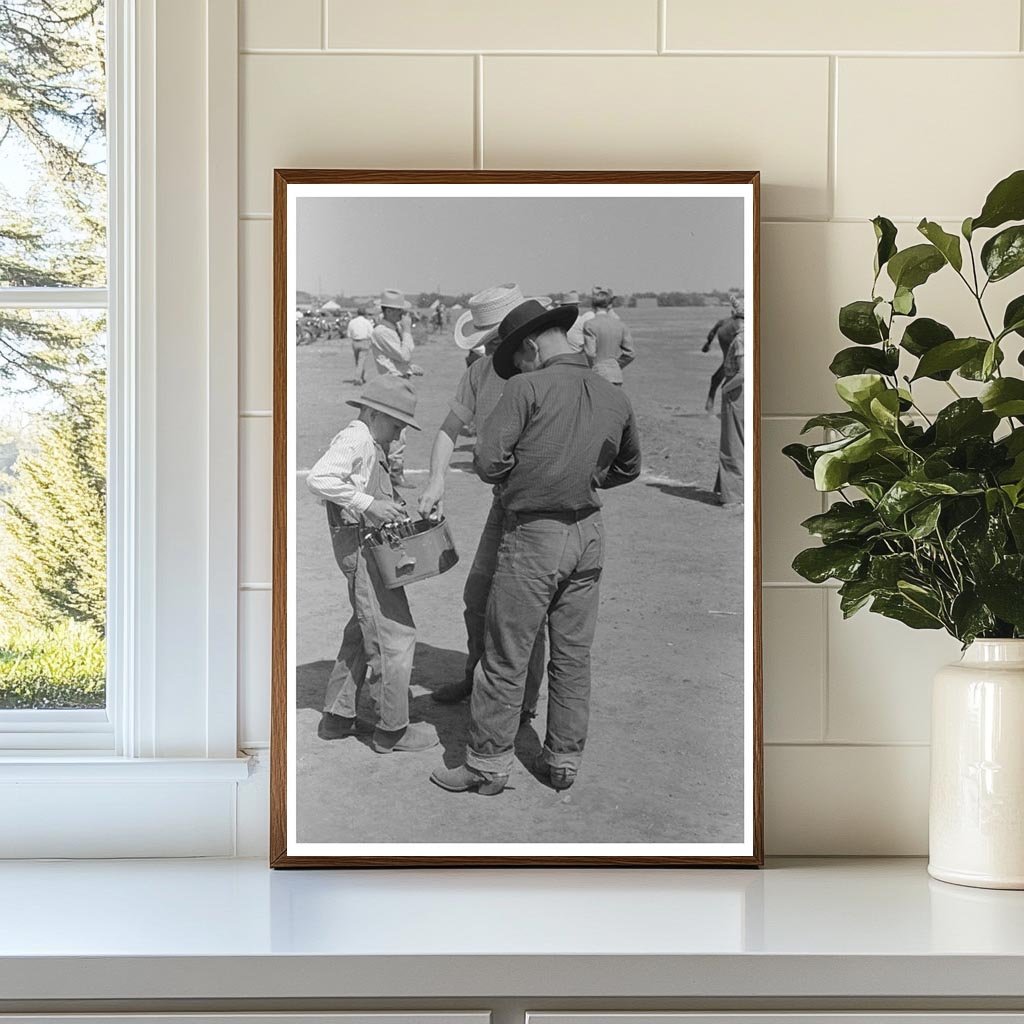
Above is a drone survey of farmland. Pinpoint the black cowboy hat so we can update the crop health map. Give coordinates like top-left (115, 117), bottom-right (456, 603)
top-left (492, 299), bottom-right (579, 380)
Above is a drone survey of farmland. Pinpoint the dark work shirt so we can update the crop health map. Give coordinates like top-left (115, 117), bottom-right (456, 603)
top-left (474, 353), bottom-right (642, 512)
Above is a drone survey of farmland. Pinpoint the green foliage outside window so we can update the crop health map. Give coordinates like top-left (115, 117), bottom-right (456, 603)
top-left (0, 1), bottom-right (107, 708)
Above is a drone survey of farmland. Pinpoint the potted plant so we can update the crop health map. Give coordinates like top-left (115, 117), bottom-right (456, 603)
top-left (785, 169), bottom-right (1024, 889)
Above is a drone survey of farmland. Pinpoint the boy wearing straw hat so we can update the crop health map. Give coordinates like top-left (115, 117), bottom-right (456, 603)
top-left (370, 288), bottom-right (416, 486)
top-left (306, 376), bottom-right (439, 754)
top-left (417, 284), bottom-right (550, 715)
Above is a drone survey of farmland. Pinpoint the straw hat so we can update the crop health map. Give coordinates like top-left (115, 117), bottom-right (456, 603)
top-left (346, 376), bottom-right (421, 430)
top-left (376, 288), bottom-right (412, 311)
top-left (492, 299), bottom-right (579, 380)
top-left (562, 290), bottom-right (580, 305)
top-left (453, 284), bottom-right (531, 350)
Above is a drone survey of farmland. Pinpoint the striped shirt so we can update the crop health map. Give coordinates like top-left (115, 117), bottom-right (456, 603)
top-left (306, 418), bottom-right (377, 514)
top-left (475, 352), bottom-right (642, 513)
top-left (371, 321), bottom-right (414, 377)
top-left (449, 354), bottom-right (506, 427)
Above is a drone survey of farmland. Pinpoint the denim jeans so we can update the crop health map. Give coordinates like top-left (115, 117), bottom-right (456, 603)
top-left (467, 509), bottom-right (604, 776)
top-left (463, 498), bottom-right (545, 712)
top-left (323, 522), bottom-right (415, 732)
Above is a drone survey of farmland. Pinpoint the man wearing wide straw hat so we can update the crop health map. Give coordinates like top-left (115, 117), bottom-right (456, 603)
top-left (306, 376), bottom-right (438, 754)
top-left (370, 288), bottom-right (416, 486)
top-left (418, 284), bottom-right (549, 712)
top-left (431, 298), bottom-right (641, 796)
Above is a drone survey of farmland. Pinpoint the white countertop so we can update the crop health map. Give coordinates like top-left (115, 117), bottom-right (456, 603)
top-left (1, 857), bottom-right (1023, 1002)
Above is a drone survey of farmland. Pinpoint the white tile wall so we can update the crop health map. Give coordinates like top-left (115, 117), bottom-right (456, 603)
top-left (665, 0), bottom-right (1021, 53)
top-left (236, 1), bottom-right (1023, 854)
top-left (483, 56), bottom-right (831, 220)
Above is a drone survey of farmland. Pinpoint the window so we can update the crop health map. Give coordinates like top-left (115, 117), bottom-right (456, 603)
top-left (0, 1), bottom-right (110, 744)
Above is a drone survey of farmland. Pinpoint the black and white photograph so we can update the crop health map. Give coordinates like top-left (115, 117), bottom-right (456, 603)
top-left (272, 172), bottom-right (761, 866)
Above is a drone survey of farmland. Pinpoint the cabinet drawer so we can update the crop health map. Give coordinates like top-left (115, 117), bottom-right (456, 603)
top-left (529, 1017), bottom-right (1024, 1024)
top-left (0, 1016), bottom-right (489, 1024)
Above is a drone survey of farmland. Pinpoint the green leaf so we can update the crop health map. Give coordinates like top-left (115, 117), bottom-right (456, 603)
top-left (868, 389), bottom-right (902, 430)
top-left (835, 373), bottom-right (887, 414)
top-left (981, 225), bottom-right (1024, 282)
top-left (934, 399), bottom-right (999, 445)
top-left (900, 317), bottom-right (955, 360)
top-left (982, 341), bottom-right (1001, 381)
top-left (959, 344), bottom-right (1004, 381)
top-left (980, 378), bottom-right (1024, 418)
top-left (950, 593), bottom-right (996, 644)
top-left (871, 594), bottom-right (943, 630)
top-left (838, 579), bottom-right (883, 618)
top-left (971, 168), bottom-right (1024, 232)
top-left (782, 442), bottom-right (815, 479)
top-left (1002, 295), bottom-right (1024, 340)
top-left (839, 300), bottom-right (886, 345)
top-left (868, 552), bottom-right (915, 587)
top-left (814, 450), bottom-right (851, 491)
top-left (908, 500), bottom-right (943, 539)
top-left (800, 413), bottom-right (865, 435)
top-left (962, 216), bottom-right (974, 241)
top-left (800, 501), bottom-right (879, 543)
top-left (887, 244), bottom-right (946, 291)
top-left (872, 216), bottom-right (898, 277)
top-left (829, 345), bottom-right (899, 378)
top-left (917, 219), bottom-right (963, 272)
top-left (877, 479), bottom-right (958, 524)
top-left (911, 337), bottom-right (988, 380)
top-left (792, 543), bottom-right (866, 584)
top-left (976, 577), bottom-right (1024, 629)
top-left (892, 287), bottom-right (916, 316)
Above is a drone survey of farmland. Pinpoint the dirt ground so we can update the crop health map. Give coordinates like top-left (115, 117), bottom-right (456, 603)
top-left (294, 307), bottom-right (745, 844)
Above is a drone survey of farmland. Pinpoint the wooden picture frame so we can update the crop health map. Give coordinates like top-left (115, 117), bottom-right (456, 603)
top-left (271, 170), bottom-right (762, 867)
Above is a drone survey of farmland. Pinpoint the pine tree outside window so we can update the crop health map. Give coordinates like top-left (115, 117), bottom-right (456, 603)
top-left (0, 2), bottom-right (110, 739)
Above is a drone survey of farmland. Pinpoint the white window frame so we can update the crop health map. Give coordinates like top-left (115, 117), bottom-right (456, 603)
top-left (0, 0), bottom-right (249, 857)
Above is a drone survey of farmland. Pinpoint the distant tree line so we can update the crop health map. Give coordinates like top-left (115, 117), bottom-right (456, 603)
top-left (627, 290), bottom-right (740, 307)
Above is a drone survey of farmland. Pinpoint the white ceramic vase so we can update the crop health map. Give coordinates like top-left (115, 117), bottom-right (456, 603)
top-left (929, 639), bottom-right (1024, 889)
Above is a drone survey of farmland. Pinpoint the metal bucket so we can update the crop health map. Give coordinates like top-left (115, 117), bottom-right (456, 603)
top-left (365, 516), bottom-right (459, 589)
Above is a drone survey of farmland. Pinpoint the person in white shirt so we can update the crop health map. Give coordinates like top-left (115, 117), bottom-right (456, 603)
top-left (305, 375), bottom-right (439, 754)
top-left (369, 288), bottom-right (416, 486)
top-left (345, 306), bottom-right (373, 385)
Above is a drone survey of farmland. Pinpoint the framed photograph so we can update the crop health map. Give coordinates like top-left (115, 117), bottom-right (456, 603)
top-left (270, 170), bottom-right (762, 867)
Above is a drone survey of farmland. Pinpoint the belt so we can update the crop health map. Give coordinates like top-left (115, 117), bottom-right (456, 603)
top-left (507, 508), bottom-right (599, 524)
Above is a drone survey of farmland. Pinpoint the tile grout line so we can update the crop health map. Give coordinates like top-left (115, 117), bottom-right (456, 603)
top-left (657, 0), bottom-right (666, 53)
top-left (1021, 0), bottom-right (1024, 52)
top-left (321, 0), bottom-right (328, 50)
top-left (238, 47), bottom-right (1024, 57)
top-left (827, 55), bottom-right (838, 221)
top-left (474, 55), bottom-right (484, 169)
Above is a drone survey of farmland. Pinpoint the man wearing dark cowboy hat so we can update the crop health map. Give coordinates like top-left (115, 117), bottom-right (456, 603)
top-left (370, 288), bottom-right (416, 486)
top-left (417, 284), bottom-right (547, 715)
top-left (306, 376), bottom-right (439, 754)
top-left (430, 299), bottom-right (641, 796)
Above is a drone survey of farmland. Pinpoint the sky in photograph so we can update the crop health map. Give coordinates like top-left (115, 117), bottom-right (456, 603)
top-left (295, 196), bottom-right (744, 297)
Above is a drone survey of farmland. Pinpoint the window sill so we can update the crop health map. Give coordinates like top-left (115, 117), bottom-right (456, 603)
top-left (0, 754), bottom-right (252, 782)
